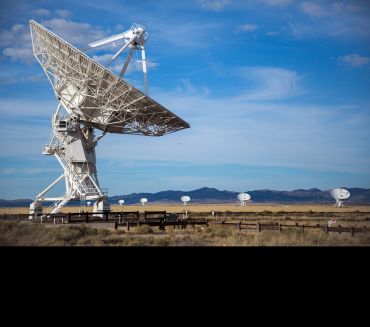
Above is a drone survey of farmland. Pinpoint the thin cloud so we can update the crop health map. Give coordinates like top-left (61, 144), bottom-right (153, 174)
top-left (337, 54), bottom-right (370, 68)
top-left (287, 2), bottom-right (370, 40)
top-left (55, 9), bottom-right (72, 18)
top-left (40, 18), bottom-right (106, 46)
top-left (259, 0), bottom-right (293, 6)
top-left (237, 24), bottom-right (258, 32)
top-left (32, 8), bottom-right (50, 17)
top-left (300, 1), bottom-right (327, 17)
top-left (0, 98), bottom-right (57, 117)
top-left (151, 21), bottom-right (220, 49)
top-left (2, 47), bottom-right (33, 63)
top-left (236, 66), bottom-right (304, 101)
top-left (0, 74), bottom-right (44, 85)
top-left (0, 24), bottom-right (30, 47)
top-left (97, 86), bottom-right (370, 175)
top-left (196, 0), bottom-right (232, 11)
top-left (287, 21), bottom-right (318, 38)
top-left (0, 18), bottom-right (107, 64)
top-left (267, 31), bottom-right (280, 36)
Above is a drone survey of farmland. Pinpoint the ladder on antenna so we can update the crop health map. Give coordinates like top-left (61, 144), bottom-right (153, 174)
top-left (43, 128), bottom-right (67, 155)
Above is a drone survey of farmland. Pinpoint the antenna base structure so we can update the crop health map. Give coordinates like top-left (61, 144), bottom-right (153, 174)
top-left (334, 199), bottom-right (344, 208)
top-left (29, 103), bottom-right (110, 216)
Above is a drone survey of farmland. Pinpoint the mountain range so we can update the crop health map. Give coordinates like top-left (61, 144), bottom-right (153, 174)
top-left (1, 187), bottom-right (370, 207)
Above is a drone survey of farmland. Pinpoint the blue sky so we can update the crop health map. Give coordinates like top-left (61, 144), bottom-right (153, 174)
top-left (0, 0), bottom-right (370, 199)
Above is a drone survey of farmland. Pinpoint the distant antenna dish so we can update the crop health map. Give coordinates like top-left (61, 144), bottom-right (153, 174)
top-left (118, 199), bottom-right (125, 206)
top-left (87, 201), bottom-right (91, 206)
top-left (140, 197), bottom-right (148, 205)
top-left (330, 188), bottom-right (350, 208)
top-left (237, 193), bottom-right (251, 206)
top-left (180, 195), bottom-right (191, 205)
top-left (28, 20), bottom-right (189, 217)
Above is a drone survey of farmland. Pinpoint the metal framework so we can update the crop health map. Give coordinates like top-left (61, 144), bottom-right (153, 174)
top-left (29, 20), bottom-right (189, 216)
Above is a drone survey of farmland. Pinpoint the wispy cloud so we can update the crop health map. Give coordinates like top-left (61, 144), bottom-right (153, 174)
top-left (0, 98), bottom-right (57, 117)
top-left (237, 23), bottom-right (258, 32)
top-left (54, 9), bottom-right (72, 18)
top-left (151, 21), bottom-right (220, 49)
top-left (196, 0), bottom-right (232, 11)
top-left (0, 17), bottom-right (107, 63)
top-left (40, 18), bottom-right (107, 46)
top-left (0, 24), bottom-right (33, 63)
top-left (336, 54), bottom-right (370, 68)
top-left (259, 0), bottom-right (293, 6)
top-left (32, 8), bottom-right (51, 17)
top-left (236, 66), bottom-right (304, 101)
top-left (287, 21), bottom-right (318, 38)
top-left (287, 1), bottom-right (370, 39)
top-left (2, 47), bottom-right (34, 63)
top-left (0, 167), bottom-right (60, 175)
top-left (300, 1), bottom-right (326, 17)
top-left (97, 85), bottom-right (370, 175)
top-left (0, 74), bottom-right (44, 85)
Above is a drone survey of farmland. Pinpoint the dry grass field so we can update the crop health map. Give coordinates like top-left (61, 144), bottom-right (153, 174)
top-left (1, 203), bottom-right (369, 214)
top-left (0, 221), bottom-right (369, 246)
top-left (1, 203), bottom-right (369, 246)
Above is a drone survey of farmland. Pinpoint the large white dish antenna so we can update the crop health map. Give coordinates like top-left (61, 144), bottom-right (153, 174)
top-left (237, 193), bottom-right (251, 201)
top-left (140, 197), bottom-right (148, 205)
top-left (237, 192), bottom-right (251, 206)
top-left (118, 199), bottom-right (125, 205)
top-left (181, 195), bottom-right (191, 205)
top-left (28, 20), bottom-right (189, 216)
top-left (330, 188), bottom-right (350, 200)
top-left (330, 188), bottom-right (350, 208)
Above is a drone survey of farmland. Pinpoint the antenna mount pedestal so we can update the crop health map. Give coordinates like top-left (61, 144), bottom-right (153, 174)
top-left (29, 104), bottom-right (110, 216)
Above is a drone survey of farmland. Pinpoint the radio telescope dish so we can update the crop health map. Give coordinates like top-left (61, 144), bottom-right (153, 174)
top-left (28, 20), bottom-right (189, 217)
top-left (181, 195), bottom-right (191, 205)
top-left (118, 199), bottom-right (125, 206)
top-left (87, 201), bottom-right (91, 206)
top-left (237, 193), bottom-right (251, 206)
top-left (330, 188), bottom-right (350, 208)
top-left (140, 197), bottom-right (148, 205)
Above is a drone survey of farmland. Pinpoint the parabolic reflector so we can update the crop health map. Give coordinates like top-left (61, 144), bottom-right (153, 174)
top-left (330, 188), bottom-right (350, 200)
top-left (237, 193), bottom-right (251, 201)
top-left (29, 20), bottom-right (190, 136)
